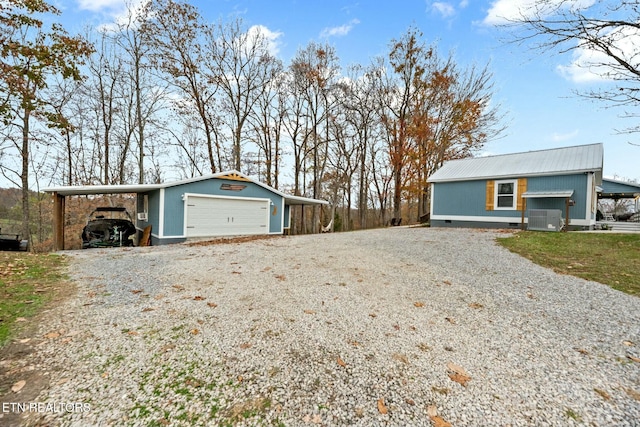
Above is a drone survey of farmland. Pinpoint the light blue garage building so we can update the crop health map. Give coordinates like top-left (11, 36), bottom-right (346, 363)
top-left (45, 170), bottom-right (327, 248)
top-left (427, 144), bottom-right (604, 230)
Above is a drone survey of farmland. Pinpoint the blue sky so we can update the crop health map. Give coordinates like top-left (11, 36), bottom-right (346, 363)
top-left (54, 0), bottom-right (638, 181)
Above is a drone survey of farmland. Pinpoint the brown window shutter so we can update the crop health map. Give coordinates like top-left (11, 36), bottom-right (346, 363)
top-left (516, 178), bottom-right (527, 210)
top-left (486, 180), bottom-right (495, 211)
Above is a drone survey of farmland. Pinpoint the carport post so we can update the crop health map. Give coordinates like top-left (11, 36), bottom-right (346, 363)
top-left (53, 192), bottom-right (65, 251)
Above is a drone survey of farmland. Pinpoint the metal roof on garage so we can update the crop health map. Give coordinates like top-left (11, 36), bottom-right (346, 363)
top-left (42, 170), bottom-right (328, 206)
top-left (428, 143), bottom-right (603, 183)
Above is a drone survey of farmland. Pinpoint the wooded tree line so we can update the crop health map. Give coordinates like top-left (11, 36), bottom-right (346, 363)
top-left (1, 0), bottom-right (504, 242)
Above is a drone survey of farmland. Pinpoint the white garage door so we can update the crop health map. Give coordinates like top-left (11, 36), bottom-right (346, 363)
top-left (185, 195), bottom-right (269, 237)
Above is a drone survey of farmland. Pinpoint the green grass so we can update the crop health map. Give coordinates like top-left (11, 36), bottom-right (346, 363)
top-left (497, 232), bottom-right (640, 295)
top-left (0, 252), bottom-right (68, 346)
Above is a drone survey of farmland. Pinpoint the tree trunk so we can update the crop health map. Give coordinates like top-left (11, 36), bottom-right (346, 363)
top-left (21, 108), bottom-right (31, 247)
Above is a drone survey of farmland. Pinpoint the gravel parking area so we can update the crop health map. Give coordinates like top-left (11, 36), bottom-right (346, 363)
top-left (12, 228), bottom-right (640, 426)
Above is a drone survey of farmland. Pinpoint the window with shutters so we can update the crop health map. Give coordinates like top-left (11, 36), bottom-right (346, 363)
top-left (495, 179), bottom-right (517, 210)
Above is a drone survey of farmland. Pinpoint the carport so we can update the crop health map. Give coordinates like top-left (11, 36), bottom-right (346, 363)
top-left (44, 170), bottom-right (328, 250)
top-left (46, 183), bottom-right (159, 251)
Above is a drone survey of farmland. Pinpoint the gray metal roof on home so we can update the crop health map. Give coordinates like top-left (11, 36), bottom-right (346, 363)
top-left (43, 170), bottom-right (328, 205)
top-left (428, 143), bottom-right (603, 183)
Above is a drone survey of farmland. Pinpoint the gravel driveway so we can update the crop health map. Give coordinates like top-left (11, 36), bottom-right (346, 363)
top-left (17, 228), bottom-right (640, 426)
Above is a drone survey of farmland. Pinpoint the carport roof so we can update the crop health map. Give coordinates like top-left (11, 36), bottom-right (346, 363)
top-left (43, 170), bottom-right (328, 206)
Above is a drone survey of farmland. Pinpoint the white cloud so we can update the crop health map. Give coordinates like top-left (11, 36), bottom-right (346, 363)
top-left (247, 25), bottom-right (283, 57)
top-left (551, 129), bottom-right (579, 142)
top-left (320, 19), bottom-right (360, 38)
top-left (431, 2), bottom-right (455, 18)
top-left (557, 21), bottom-right (640, 83)
top-left (459, 0), bottom-right (469, 8)
top-left (483, 0), bottom-right (595, 26)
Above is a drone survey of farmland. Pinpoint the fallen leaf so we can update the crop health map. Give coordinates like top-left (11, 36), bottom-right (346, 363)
top-left (274, 274), bottom-right (286, 281)
top-left (445, 317), bottom-right (456, 324)
top-left (101, 372), bottom-right (109, 378)
top-left (131, 289), bottom-right (143, 294)
top-left (239, 342), bottom-right (252, 349)
top-left (190, 329), bottom-right (199, 335)
top-left (127, 331), bottom-right (139, 336)
top-left (304, 309), bottom-right (316, 315)
top-left (427, 405), bottom-right (438, 417)
top-left (392, 353), bottom-right (409, 364)
top-left (448, 372), bottom-right (471, 387)
top-left (446, 362), bottom-right (468, 376)
top-left (337, 357), bottom-right (346, 367)
top-left (377, 398), bottom-right (388, 414)
top-left (625, 387), bottom-right (640, 401)
top-left (44, 332), bottom-right (60, 339)
top-left (430, 415), bottom-right (452, 427)
top-left (468, 302), bottom-right (484, 309)
top-left (623, 340), bottom-right (635, 347)
top-left (172, 284), bottom-right (185, 291)
top-left (443, 280), bottom-right (452, 285)
top-left (594, 388), bottom-right (610, 400)
top-left (141, 307), bottom-right (155, 312)
top-left (11, 380), bottom-right (26, 393)
top-left (262, 266), bottom-right (272, 272)
top-left (207, 302), bottom-right (218, 308)
top-left (154, 294), bottom-right (165, 300)
top-left (627, 355), bottom-right (640, 363)
top-left (575, 348), bottom-right (589, 355)
top-left (369, 313), bottom-right (377, 318)
top-left (193, 296), bottom-right (205, 301)
top-left (405, 398), bottom-right (415, 405)
top-left (414, 301), bottom-right (424, 308)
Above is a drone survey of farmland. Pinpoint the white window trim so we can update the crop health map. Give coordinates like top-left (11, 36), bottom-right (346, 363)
top-left (494, 179), bottom-right (517, 210)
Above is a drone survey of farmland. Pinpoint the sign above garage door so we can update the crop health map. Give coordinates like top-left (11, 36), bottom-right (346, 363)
top-left (184, 194), bottom-right (270, 238)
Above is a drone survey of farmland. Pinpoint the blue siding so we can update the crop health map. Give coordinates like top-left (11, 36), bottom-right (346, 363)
top-left (602, 179), bottom-right (640, 194)
top-left (433, 180), bottom-right (517, 217)
top-left (433, 173), bottom-right (590, 221)
top-left (161, 178), bottom-right (284, 237)
top-left (526, 174), bottom-right (588, 221)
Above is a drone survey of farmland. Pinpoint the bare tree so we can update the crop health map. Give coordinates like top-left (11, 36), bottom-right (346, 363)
top-left (207, 20), bottom-right (282, 172)
top-left (141, 0), bottom-right (223, 173)
top-left (501, 0), bottom-right (640, 134)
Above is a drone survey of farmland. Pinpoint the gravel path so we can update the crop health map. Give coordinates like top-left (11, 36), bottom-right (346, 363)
top-left (15, 228), bottom-right (640, 426)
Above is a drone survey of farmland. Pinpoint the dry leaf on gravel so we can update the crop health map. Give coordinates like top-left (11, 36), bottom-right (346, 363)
top-left (443, 280), bottom-right (452, 285)
top-left (274, 274), bottom-right (286, 281)
top-left (44, 331), bottom-right (60, 339)
top-left (131, 289), bottom-right (143, 294)
top-left (337, 357), bottom-right (347, 367)
top-left (239, 342), bottom-right (252, 349)
top-left (414, 301), bottom-right (424, 307)
top-left (625, 387), bottom-right (640, 401)
top-left (627, 355), bottom-right (640, 363)
top-left (447, 362), bottom-right (471, 387)
top-left (445, 317), bottom-right (456, 324)
top-left (190, 329), bottom-right (199, 335)
top-left (448, 372), bottom-right (471, 387)
top-left (127, 331), bottom-right (139, 336)
top-left (193, 296), bottom-right (205, 301)
top-left (426, 405), bottom-right (452, 427)
top-left (377, 398), bottom-right (388, 414)
top-left (431, 415), bottom-right (452, 427)
top-left (446, 362), bottom-right (468, 376)
top-left (623, 340), bottom-right (634, 346)
top-left (207, 302), bottom-right (218, 308)
top-left (11, 380), bottom-right (26, 393)
top-left (304, 309), bottom-right (316, 315)
top-left (141, 307), bottom-right (155, 312)
top-left (468, 302), bottom-right (484, 309)
top-left (594, 388), bottom-right (611, 400)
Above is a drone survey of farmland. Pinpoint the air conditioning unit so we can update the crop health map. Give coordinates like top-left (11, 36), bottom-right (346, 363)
top-left (137, 212), bottom-right (148, 221)
top-left (528, 209), bottom-right (563, 232)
